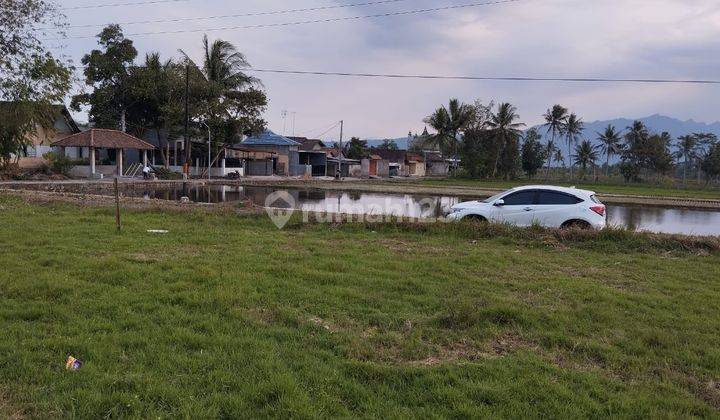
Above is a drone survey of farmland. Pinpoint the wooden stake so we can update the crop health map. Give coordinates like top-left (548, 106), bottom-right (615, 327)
top-left (114, 177), bottom-right (121, 233)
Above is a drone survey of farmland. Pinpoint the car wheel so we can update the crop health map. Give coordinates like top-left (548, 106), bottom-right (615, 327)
top-left (561, 220), bottom-right (591, 230)
top-left (463, 215), bottom-right (487, 223)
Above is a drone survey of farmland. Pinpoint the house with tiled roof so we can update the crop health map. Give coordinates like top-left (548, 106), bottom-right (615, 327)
top-left (1, 102), bottom-right (81, 169)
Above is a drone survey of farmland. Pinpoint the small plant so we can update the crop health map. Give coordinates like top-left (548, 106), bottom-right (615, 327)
top-left (153, 167), bottom-right (182, 180)
top-left (43, 152), bottom-right (75, 175)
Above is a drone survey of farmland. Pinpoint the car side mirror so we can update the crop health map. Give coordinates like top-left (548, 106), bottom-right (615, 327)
top-left (494, 199), bottom-right (505, 207)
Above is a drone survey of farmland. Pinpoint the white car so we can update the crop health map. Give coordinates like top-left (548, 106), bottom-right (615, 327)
top-left (446, 185), bottom-right (607, 230)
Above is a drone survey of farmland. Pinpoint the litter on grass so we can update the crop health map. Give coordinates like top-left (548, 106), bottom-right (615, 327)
top-left (65, 355), bottom-right (83, 370)
top-left (147, 230), bottom-right (169, 234)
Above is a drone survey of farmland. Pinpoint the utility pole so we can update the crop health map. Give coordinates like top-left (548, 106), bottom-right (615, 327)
top-left (120, 109), bottom-right (126, 132)
top-left (202, 122), bottom-right (211, 181)
top-left (183, 64), bottom-right (190, 175)
top-left (339, 120), bottom-right (344, 180)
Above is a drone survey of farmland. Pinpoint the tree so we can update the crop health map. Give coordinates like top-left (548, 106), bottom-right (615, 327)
top-left (71, 25), bottom-right (138, 131)
top-left (423, 98), bottom-right (474, 158)
top-left (129, 53), bottom-right (186, 167)
top-left (573, 140), bottom-right (599, 180)
top-left (564, 113), bottom-right (584, 179)
top-left (693, 133), bottom-right (719, 182)
top-left (181, 34), bottom-right (267, 164)
top-left (0, 0), bottom-right (72, 168)
top-left (620, 122), bottom-right (673, 182)
top-left (521, 129), bottom-right (547, 179)
top-left (596, 125), bottom-right (622, 177)
top-left (675, 134), bottom-right (698, 185)
top-left (542, 105), bottom-right (568, 179)
top-left (344, 137), bottom-right (368, 160)
top-left (459, 128), bottom-right (487, 178)
top-left (487, 102), bottom-right (524, 178)
top-left (647, 132), bottom-right (674, 180)
top-left (700, 142), bottom-right (720, 185)
top-left (380, 139), bottom-right (399, 150)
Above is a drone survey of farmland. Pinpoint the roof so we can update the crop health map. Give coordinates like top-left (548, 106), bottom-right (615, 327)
top-left (51, 129), bottom-right (155, 150)
top-left (242, 130), bottom-right (301, 146)
top-left (406, 153), bottom-right (425, 163)
top-left (510, 185), bottom-right (596, 197)
top-left (0, 102), bottom-right (80, 133)
top-left (287, 136), bottom-right (327, 151)
top-left (372, 148), bottom-right (406, 162)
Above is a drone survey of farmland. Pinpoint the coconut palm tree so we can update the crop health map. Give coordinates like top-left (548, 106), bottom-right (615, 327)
top-left (487, 102), bottom-right (524, 177)
top-left (423, 98), bottom-right (474, 158)
top-left (542, 105), bottom-right (568, 179)
top-left (553, 148), bottom-right (564, 169)
top-left (675, 135), bottom-right (698, 185)
top-left (564, 113), bottom-right (584, 179)
top-left (596, 125), bottom-right (623, 177)
top-left (573, 139), bottom-right (600, 180)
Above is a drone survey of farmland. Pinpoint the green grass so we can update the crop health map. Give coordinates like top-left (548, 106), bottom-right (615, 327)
top-left (1, 195), bottom-right (720, 418)
top-left (418, 178), bottom-right (720, 199)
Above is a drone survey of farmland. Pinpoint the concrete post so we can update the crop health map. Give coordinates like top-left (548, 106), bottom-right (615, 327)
top-left (90, 147), bottom-right (96, 175)
top-left (143, 150), bottom-right (148, 168)
top-left (117, 148), bottom-right (123, 176)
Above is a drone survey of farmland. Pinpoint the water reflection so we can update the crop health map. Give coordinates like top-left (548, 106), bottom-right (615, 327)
top-left (131, 184), bottom-right (720, 236)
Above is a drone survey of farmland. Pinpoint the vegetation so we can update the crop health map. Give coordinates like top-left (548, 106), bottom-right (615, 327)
top-left (573, 140), bottom-right (600, 180)
top-left (521, 129), bottom-right (547, 179)
top-left (1, 196), bottom-right (719, 417)
top-left (0, 0), bottom-right (72, 169)
top-left (43, 151), bottom-right (75, 176)
top-left (71, 25), bottom-right (267, 169)
top-left (344, 137), bottom-right (368, 160)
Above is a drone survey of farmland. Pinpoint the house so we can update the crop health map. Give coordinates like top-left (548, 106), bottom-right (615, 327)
top-left (369, 149), bottom-right (426, 177)
top-left (424, 151), bottom-right (452, 176)
top-left (224, 145), bottom-right (277, 176)
top-left (1, 103), bottom-right (81, 169)
top-left (289, 136), bottom-right (329, 177)
top-left (363, 154), bottom-right (390, 178)
top-left (241, 130), bottom-right (302, 176)
top-left (324, 146), bottom-right (360, 178)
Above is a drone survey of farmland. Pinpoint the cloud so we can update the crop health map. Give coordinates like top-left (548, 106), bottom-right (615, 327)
top-left (59, 0), bottom-right (720, 138)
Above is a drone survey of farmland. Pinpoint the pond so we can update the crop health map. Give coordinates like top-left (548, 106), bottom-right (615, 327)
top-left (132, 184), bottom-right (720, 236)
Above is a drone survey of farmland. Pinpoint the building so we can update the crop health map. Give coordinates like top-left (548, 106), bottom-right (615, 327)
top-left (369, 149), bottom-right (426, 177)
top-left (1, 103), bottom-right (81, 169)
top-left (52, 129), bottom-right (155, 178)
top-left (289, 136), bottom-right (329, 177)
top-left (241, 130), bottom-right (302, 176)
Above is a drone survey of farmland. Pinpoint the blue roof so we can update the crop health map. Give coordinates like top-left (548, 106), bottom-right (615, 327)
top-left (242, 130), bottom-right (301, 146)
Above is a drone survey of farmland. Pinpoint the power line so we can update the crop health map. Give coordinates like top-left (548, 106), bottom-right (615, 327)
top-left (247, 69), bottom-right (720, 85)
top-left (50, 0), bottom-right (412, 30)
top-left (56, 0), bottom-right (525, 40)
top-left (60, 0), bottom-right (190, 10)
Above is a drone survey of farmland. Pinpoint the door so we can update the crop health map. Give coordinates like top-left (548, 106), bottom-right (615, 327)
top-left (534, 190), bottom-right (583, 227)
top-left (490, 190), bottom-right (538, 226)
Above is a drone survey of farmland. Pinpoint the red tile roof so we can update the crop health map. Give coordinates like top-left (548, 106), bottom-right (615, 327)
top-left (51, 129), bottom-right (155, 150)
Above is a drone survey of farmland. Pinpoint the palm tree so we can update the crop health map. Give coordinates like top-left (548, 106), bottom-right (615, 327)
top-left (573, 139), bottom-right (600, 180)
top-left (542, 105), bottom-right (568, 179)
top-left (564, 113), bottom-right (584, 179)
top-left (423, 98), bottom-right (474, 158)
top-left (487, 102), bottom-right (524, 177)
top-left (553, 149), bottom-right (564, 169)
top-left (675, 135), bottom-right (698, 185)
top-left (596, 125), bottom-right (622, 177)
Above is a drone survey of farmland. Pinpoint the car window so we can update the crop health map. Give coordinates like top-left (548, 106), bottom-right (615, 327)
top-left (502, 191), bottom-right (537, 205)
top-left (590, 195), bottom-right (602, 204)
top-left (482, 191), bottom-right (509, 203)
top-left (537, 191), bottom-right (583, 205)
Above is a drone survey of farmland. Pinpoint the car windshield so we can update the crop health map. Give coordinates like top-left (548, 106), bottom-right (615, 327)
top-left (482, 191), bottom-right (510, 203)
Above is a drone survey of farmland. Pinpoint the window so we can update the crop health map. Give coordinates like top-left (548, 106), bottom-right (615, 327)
top-left (502, 191), bottom-right (537, 205)
top-left (537, 190), bottom-right (582, 205)
top-left (590, 195), bottom-right (603, 204)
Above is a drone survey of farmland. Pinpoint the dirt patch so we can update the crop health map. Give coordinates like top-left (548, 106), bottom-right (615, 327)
top-left (0, 389), bottom-right (25, 420)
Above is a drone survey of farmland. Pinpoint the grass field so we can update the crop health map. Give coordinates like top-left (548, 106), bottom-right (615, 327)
top-left (1, 195), bottom-right (719, 418)
top-left (419, 178), bottom-right (720, 200)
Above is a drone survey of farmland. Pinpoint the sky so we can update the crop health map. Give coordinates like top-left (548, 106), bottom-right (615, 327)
top-left (51, 0), bottom-right (720, 141)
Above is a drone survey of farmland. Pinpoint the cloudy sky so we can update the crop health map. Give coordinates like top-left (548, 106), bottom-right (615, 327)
top-left (52, 0), bottom-right (720, 140)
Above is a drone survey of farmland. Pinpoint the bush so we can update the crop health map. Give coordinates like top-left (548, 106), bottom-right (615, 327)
top-left (43, 152), bottom-right (75, 175)
top-left (153, 167), bottom-right (182, 180)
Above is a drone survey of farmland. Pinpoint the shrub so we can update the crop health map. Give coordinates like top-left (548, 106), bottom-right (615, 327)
top-left (43, 152), bottom-right (75, 175)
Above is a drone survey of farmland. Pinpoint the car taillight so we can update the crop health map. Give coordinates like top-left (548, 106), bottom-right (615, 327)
top-left (590, 205), bottom-right (606, 217)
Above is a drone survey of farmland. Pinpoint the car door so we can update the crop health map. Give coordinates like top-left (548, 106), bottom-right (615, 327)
top-left (534, 190), bottom-right (583, 227)
top-left (490, 190), bottom-right (538, 226)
